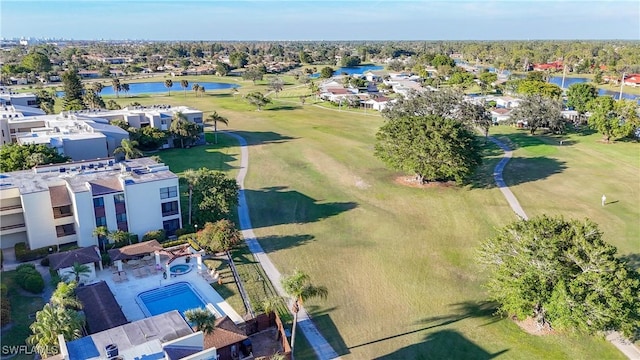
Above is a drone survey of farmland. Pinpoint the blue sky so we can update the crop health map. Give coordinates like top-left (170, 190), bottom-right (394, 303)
top-left (1, 0), bottom-right (639, 40)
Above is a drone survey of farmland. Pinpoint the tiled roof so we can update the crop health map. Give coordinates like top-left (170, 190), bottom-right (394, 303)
top-left (76, 281), bottom-right (128, 334)
top-left (203, 316), bottom-right (247, 350)
top-left (49, 246), bottom-right (101, 270)
top-left (108, 240), bottom-right (163, 261)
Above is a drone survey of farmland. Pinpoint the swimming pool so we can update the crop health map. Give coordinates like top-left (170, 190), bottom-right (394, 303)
top-left (137, 282), bottom-right (206, 317)
top-left (170, 264), bottom-right (192, 275)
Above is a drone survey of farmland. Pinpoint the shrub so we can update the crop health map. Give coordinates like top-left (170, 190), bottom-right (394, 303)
top-left (14, 242), bottom-right (50, 262)
top-left (23, 273), bottom-right (45, 294)
top-left (175, 226), bottom-right (195, 237)
top-left (142, 229), bottom-right (167, 242)
top-left (0, 308), bottom-right (10, 326)
top-left (16, 264), bottom-right (38, 287)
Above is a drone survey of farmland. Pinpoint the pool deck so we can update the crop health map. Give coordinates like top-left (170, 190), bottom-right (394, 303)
top-left (93, 255), bottom-right (244, 324)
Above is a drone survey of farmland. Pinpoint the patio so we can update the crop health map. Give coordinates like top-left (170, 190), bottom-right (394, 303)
top-left (93, 250), bottom-right (244, 325)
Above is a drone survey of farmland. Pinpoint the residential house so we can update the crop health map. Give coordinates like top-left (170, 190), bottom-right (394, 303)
top-left (0, 157), bottom-right (182, 250)
top-left (623, 74), bottom-right (640, 87)
top-left (204, 316), bottom-right (249, 360)
top-left (532, 61), bottom-right (563, 71)
top-left (495, 96), bottom-right (521, 109)
top-left (362, 96), bottom-right (391, 111)
top-left (0, 88), bottom-right (38, 107)
top-left (490, 108), bottom-right (512, 124)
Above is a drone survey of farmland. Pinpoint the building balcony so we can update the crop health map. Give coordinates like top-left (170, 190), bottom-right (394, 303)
top-left (0, 204), bottom-right (23, 216)
top-left (0, 223), bottom-right (26, 235)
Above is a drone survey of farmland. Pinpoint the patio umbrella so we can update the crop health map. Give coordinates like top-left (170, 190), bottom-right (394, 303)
top-left (196, 255), bottom-right (202, 271)
top-left (154, 251), bottom-right (161, 266)
top-left (117, 260), bottom-right (123, 272)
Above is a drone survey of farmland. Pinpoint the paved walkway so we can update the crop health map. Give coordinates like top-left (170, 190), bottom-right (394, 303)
top-left (489, 136), bottom-right (640, 360)
top-left (226, 131), bottom-right (341, 360)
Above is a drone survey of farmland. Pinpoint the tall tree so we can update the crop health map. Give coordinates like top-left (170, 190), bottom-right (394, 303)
top-left (21, 52), bottom-right (52, 73)
top-left (517, 80), bottom-right (562, 99)
top-left (477, 215), bottom-right (640, 338)
top-left (245, 91), bottom-right (271, 111)
top-left (268, 77), bottom-right (285, 97)
top-left (121, 83), bottom-right (130, 97)
top-left (184, 307), bottom-right (216, 334)
top-left (190, 168), bottom-right (239, 224)
top-left (281, 270), bottom-right (328, 357)
top-left (181, 169), bottom-right (198, 225)
top-left (0, 143), bottom-right (70, 172)
top-left (50, 281), bottom-right (82, 310)
top-left (83, 89), bottom-right (105, 110)
top-left (180, 79), bottom-right (189, 96)
top-left (192, 83), bottom-right (201, 97)
top-left (587, 96), bottom-right (636, 142)
top-left (111, 78), bottom-right (122, 99)
top-left (61, 69), bottom-right (85, 110)
top-left (457, 101), bottom-right (493, 137)
top-left (206, 111), bottom-right (229, 144)
top-left (242, 68), bottom-right (263, 84)
top-left (566, 83), bottom-right (598, 115)
top-left (169, 112), bottom-right (201, 148)
top-left (27, 304), bottom-right (84, 357)
top-left (320, 66), bottom-right (334, 78)
top-left (509, 94), bottom-right (565, 135)
top-left (164, 79), bottom-right (173, 96)
top-left (114, 139), bottom-right (143, 159)
top-left (92, 226), bottom-right (110, 253)
top-left (35, 89), bottom-right (56, 114)
top-left (375, 114), bottom-right (482, 184)
top-left (108, 229), bottom-right (133, 246)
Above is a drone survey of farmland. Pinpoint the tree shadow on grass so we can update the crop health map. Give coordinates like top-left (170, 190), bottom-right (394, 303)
top-left (375, 330), bottom-right (509, 360)
top-left (301, 306), bottom-right (350, 357)
top-left (471, 156), bottom-right (567, 189)
top-left (266, 104), bottom-right (301, 111)
top-left (257, 234), bottom-right (315, 253)
top-left (245, 187), bottom-right (358, 229)
top-left (225, 130), bottom-right (296, 147)
top-left (620, 253), bottom-right (640, 271)
top-left (348, 301), bottom-right (502, 355)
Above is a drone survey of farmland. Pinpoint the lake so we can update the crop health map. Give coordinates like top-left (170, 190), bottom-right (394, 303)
top-left (310, 65), bottom-right (384, 78)
top-left (549, 76), bottom-right (638, 102)
top-left (59, 81), bottom-right (239, 96)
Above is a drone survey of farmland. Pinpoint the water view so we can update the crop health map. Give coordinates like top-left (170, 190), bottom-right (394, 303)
top-left (310, 64), bottom-right (384, 78)
top-left (549, 76), bottom-right (639, 102)
top-left (59, 81), bottom-right (239, 96)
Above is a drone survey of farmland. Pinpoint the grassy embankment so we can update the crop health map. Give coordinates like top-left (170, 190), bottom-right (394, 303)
top-left (92, 76), bottom-right (635, 359)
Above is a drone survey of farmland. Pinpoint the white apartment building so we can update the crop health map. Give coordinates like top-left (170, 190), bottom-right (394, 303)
top-left (0, 88), bottom-right (38, 108)
top-left (0, 157), bottom-right (182, 250)
top-left (0, 113), bottom-right (129, 158)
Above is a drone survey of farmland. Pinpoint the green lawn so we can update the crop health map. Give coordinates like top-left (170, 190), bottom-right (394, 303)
top-left (0, 271), bottom-right (46, 360)
top-left (106, 77), bottom-right (634, 359)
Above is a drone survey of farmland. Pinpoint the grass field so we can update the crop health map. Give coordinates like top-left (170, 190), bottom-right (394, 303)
top-left (102, 77), bottom-right (636, 359)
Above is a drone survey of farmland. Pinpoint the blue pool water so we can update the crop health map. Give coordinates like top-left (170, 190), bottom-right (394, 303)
top-left (57, 81), bottom-right (239, 96)
top-left (138, 282), bottom-right (206, 317)
top-left (170, 264), bottom-right (192, 275)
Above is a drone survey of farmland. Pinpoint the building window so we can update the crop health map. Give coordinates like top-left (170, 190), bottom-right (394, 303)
top-left (160, 186), bottom-right (177, 199)
top-left (27, 100), bottom-right (37, 106)
top-left (56, 223), bottom-right (76, 237)
top-left (95, 216), bottom-right (107, 226)
top-left (114, 193), bottom-right (125, 204)
top-left (163, 219), bottom-right (180, 236)
top-left (116, 213), bottom-right (127, 223)
top-left (193, 117), bottom-right (202, 123)
top-left (53, 205), bottom-right (73, 219)
top-left (93, 197), bottom-right (104, 207)
top-left (161, 201), bottom-right (179, 217)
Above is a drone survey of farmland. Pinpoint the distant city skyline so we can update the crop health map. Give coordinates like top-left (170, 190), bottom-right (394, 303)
top-left (1, 0), bottom-right (639, 41)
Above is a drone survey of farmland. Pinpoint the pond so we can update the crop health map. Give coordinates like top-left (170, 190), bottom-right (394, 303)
top-left (548, 76), bottom-right (639, 102)
top-left (58, 81), bottom-right (239, 96)
top-left (310, 65), bottom-right (384, 78)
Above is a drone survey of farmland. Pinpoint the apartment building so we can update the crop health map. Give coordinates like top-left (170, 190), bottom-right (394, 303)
top-left (0, 157), bottom-right (182, 250)
top-left (0, 113), bottom-right (129, 158)
top-left (0, 88), bottom-right (38, 108)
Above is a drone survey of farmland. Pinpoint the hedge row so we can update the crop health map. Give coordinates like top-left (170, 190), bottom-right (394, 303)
top-left (0, 284), bottom-right (9, 326)
top-left (161, 233), bottom-right (200, 251)
top-left (14, 243), bottom-right (50, 262)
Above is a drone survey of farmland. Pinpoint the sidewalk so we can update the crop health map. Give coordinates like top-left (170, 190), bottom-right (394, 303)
top-left (489, 135), bottom-right (640, 360)
top-left (226, 131), bottom-right (341, 360)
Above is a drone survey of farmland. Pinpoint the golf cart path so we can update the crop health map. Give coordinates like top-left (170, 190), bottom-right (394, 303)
top-left (226, 131), bottom-right (341, 360)
top-left (489, 136), bottom-right (640, 360)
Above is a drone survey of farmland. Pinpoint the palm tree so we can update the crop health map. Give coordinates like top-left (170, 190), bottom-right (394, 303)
top-left (121, 83), bottom-right (130, 97)
top-left (181, 79), bottom-right (189, 96)
top-left (184, 307), bottom-right (216, 334)
top-left (281, 270), bottom-right (328, 357)
top-left (92, 226), bottom-right (110, 252)
top-left (111, 78), bottom-right (121, 98)
top-left (114, 139), bottom-right (143, 159)
top-left (93, 82), bottom-right (104, 94)
top-left (27, 304), bottom-right (84, 357)
top-left (68, 262), bottom-right (91, 283)
top-left (50, 281), bottom-right (82, 309)
top-left (169, 112), bottom-right (199, 148)
top-left (206, 111), bottom-right (229, 144)
top-left (108, 229), bottom-right (133, 246)
top-left (192, 83), bottom-right (200, 97)
top-left (165, 79), bottom-right (173, 96)
top-left (198, 85), bottom-right (206, 97)
top-left (181, 168), bottom-right (198, 225)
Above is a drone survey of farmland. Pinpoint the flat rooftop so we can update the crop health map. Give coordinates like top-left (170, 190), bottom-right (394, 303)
top-left (0, 157), bottom-right (177, 195)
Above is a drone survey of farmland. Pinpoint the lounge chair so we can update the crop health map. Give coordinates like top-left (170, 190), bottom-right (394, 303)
top-left (112, 274), bottom-right (121, 283)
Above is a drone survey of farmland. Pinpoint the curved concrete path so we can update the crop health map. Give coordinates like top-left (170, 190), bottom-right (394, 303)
top-left (489, 136), bottom-right (640, 360)
top-left (226, 131), bottom-right (341, 360)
